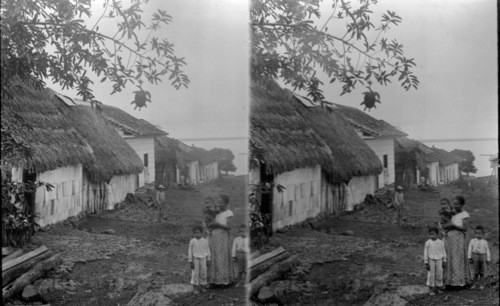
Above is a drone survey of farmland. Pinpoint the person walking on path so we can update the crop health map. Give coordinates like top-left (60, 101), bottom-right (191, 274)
top-left (155, 184), bottom-right (167, 222)
top-left (207, 195), bottom-right (235, 286)
top-left (468, 225), bottom-right (491, 290)
top-left (394, 186), bottom-right (405, 224)
top-left (188, 225), bottom-right (211, 294)
top-left (424, 227), bottom-right (447, 295)
top-left (442, 195), bottom-right (472, 288)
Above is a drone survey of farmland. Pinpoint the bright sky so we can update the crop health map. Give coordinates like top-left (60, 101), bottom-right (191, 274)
top-left (318, 0), bottom-right (498, 141)
top-left (55, 0), bottom-right (497, 176)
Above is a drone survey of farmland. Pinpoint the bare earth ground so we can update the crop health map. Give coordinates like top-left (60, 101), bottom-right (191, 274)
top-left (253, 176), bottom-right (499, 306)
top-left (4, 175), bottom-right (247, 306)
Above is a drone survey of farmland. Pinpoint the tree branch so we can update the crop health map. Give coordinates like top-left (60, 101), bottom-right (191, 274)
top-left (17, 21), bottom-right (177, 73)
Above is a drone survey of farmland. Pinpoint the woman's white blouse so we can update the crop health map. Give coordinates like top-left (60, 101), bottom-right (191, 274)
top-left (215, 209), bottom-right (234, 226)
top-left (451, 211), bottom-right (469, 227)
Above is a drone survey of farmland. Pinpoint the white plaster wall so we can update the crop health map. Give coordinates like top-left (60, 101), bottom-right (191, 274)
top-left (345, 175), bottom-right (378, 211)
top-left (187, 160), bottom-right (199, 184)
top-left (442, 163), bottom-right (460, 183)
top-left (108, 174), bottom-right (137, 209)
top-left (365, 138), bottom-right (395, 188)
top-left (125, 137), bottom-right (153, 186)
top-left (272, 166), bottom-right (322, 230)
top-left (34, 165), bottom-right (83, 227)
top-left (427, 162), bottom-right (440, 186)
top-left (451, 164), bottom-right (460, 181)
top-left (201, 162), bottom-right (219, 182)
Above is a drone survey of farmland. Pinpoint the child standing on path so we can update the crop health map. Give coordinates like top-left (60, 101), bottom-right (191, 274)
top-left (232, 225), bottom-right (249, 287)
top-left (155, 184), bottom-right (167, 222)
top-left (424, 227), bottom-right (447, 295)
top-left (394, 186), bottom-right (405, 224)
top-left (468, 226), bottom-right (491, 290)
top-left (188, 226), bottom-right (211, 294)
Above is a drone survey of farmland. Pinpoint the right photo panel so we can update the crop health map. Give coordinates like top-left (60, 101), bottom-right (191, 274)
top-left (247, 0), bottom-right (498, 305)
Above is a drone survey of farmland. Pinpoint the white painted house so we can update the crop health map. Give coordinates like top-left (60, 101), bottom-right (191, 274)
top-left (328, 103), bottom-right (408, 189)
top-left (176, 142), bottom-right (220, 184)
top-left (101, 105), bottom-right (167, 188)
top-left (395, 138), bottom-right (461, 188)
top-left (250, 81), bottom-right (383, 231)
top-left (4, 86), bottom-right (144, 227)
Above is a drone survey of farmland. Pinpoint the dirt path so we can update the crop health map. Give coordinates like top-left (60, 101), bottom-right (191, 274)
top-left (253, 177), bottom-right (499, 305)
top-left (5, 175), bottom-right (247, 306)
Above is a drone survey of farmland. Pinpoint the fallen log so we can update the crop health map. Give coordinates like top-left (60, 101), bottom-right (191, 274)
top-left (249, 246), bottom-right (286, 269)
top-left (249, 250), bottom-right (261, 260)
top-left (3, 249), bottom-right (24, 262)
top-left (2, 250), bottom-right (54, 286)
top-left (250, 251), bottom-right (291, 281)
top-left (247, 254), bottom-right (299, 297)
top-left (2, 254), bottom-right (62, 300)
top-left (2, 245), bottom-right (48, 271)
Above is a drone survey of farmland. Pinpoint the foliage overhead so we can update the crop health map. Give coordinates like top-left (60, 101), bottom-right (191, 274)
top-left (209, 148), bottom-right (237, 174)
top-left (250, 0), bottom-right (419, 110)
top-left (451, 149), bottom-right (477, 176)
top-left (1, 0), bottom-right (189, 109)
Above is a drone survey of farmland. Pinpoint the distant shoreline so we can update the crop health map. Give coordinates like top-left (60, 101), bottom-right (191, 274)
top-left (417, 138), bottom-right (497, 143)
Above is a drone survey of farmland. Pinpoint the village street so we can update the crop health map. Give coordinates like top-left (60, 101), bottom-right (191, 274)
top-left (5, 176), bottom-right (247, 306)
top-left (252, 176), bottom-right (499, 306)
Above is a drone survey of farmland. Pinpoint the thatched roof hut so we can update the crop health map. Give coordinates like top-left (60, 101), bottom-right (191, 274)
top-left (101, 105), bottom-right (167, 137)
top-left (2, 83), bottom-right (144, 182)
top-left (322, 102), bottom-right (407, 138)
top-left (155, 136), bottom-right (184, 167)
top-left (396, 137), bottom-right (461, 169)
top-left (250, 81), bottom-right (383, 183)
top-left (429, 146), bottom-right (463, 166)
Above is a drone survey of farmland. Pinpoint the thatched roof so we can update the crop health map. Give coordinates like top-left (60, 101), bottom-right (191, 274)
top-left (395, 138), bottom-right (461, 169)
top-left (101, 105), bottom-right (167, 137)
top-left (429, 146), bottom-right (462, 167)
top-left (251, 80), bottom-right (383, 183)
top-left (2, 83), bottom-right (144, 182)
top-left (315, 101), bottom-right (407, 138)
top-left (175, 141), bottom-right (218, 165)
top-left (155, 136), bottom-right (187, 168)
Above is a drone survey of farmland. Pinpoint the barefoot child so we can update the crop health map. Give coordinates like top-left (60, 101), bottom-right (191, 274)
top-left (424, 227), bottom-right (447, 295)
top-left (468, 226), bottom-right (491, 290)
top-left (188, 226), bottom-right (211, 294)
top-left (232, 225), bottom-right (249, 287)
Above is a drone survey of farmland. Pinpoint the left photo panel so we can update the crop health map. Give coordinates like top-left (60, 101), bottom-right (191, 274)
top-left (1, 0), bottom-right (250, 305)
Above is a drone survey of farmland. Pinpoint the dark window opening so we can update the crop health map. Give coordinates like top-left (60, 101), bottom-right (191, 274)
top-left (144, 154), bottom-right (149, 168)
top-left (383, 155), bottom-right (388, 168)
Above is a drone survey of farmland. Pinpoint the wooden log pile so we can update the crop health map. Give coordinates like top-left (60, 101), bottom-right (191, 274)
top-left (2, 245), bottom-right (62, 301)
top-left (246, 246), bottom-right (299, 297)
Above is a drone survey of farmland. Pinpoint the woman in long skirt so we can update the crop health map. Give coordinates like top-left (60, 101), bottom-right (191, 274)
top-left (442, 196), bottom-right (472, 287)
top-left (207, 195), bottom-right (235, 286)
